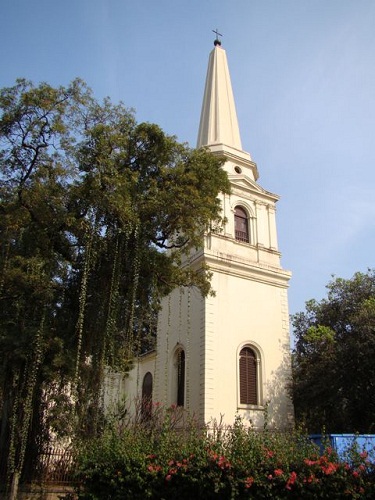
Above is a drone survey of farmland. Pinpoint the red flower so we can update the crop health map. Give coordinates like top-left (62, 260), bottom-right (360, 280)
top-left (245, 476), bottom-right (254, 489)
top-left (148, 464), bottom-right (161, 473)
top-left (286, 471), bottom-right (297, 490)
top-left (274, 468), bottom-right (283, 477)
top-left (304, 459), bottom-right (317, 466)
top-left (321, 462), bottom-right (338, 475)
top-left (303, 474), bottom-right (315, 484)
top-left (217, 455), bottom-right (231, 469)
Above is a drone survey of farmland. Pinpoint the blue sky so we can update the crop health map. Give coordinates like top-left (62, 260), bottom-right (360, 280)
top-left (2, 0), bottom-right (375, 320)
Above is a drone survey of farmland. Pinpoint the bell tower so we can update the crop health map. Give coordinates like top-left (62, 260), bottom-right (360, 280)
top-left (129, 38), bottom-right (294, 429)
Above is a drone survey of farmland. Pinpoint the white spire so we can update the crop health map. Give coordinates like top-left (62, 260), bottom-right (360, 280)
top-left (197, 42), bottom-right (242, 149)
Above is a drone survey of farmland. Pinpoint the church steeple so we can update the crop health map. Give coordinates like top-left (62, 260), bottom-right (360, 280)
top-left (197, 38), bottom-right (259, 181)
top-left (197, 39), bottom-right (242, 150)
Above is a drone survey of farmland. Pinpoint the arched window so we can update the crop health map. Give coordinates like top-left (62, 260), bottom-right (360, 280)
top-left (234, 206), bottom-right (249, 243)
top-left (176, 349), bottom-right (185, 407)
top-left (239, 346), bottom-right (257, 405)
top-left (141, 372), bottom-right (153, 420)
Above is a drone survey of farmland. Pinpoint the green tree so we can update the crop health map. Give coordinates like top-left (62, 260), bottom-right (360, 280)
top-left (291, 269), bottom-right (375, 433)
top-left (0, 79), bottom-right (230, 495)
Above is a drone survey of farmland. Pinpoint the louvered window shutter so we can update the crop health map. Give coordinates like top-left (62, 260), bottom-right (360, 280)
top-left (234, 207), bottom-right (249, 242)
top-left (141, 372), bottom-right (153, 420)
top-left (239, 347), bottom-right (257, 405)
top-left (177, 350), bottom-right (185, 407)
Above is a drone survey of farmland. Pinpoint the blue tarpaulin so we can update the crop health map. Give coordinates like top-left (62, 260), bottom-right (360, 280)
top-left (309, 434), bottom-right (375, 462)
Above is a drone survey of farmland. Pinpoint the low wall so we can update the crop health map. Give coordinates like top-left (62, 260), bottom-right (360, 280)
top-left (1, 484), bottom-right (76, 500)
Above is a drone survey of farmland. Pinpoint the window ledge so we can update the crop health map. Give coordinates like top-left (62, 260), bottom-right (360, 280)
top-left (237, 405), bottom-right (265, 411)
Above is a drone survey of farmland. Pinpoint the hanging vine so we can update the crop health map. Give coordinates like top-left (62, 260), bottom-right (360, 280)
top-left (7, 309), bottom-right (46, 500)
top-left (73, 218), bottom-right (95, 410)
top-left (164, 296), bottom-right (171, 405)
top-left (91, 233), bottom-right (121, 433)
top-left (6, 371), bottom-right (20, 486)
top-left (105, 233), bottom-right (121, 365)
top-left (17, 311), bottom-right (46, 471)
top-left (0, 236), bottom-right (10, 298)
top-left (186, 286), bottom-right (191, 411)
top-left (178, 288), bottom-right (183, 344)
top-left (125, 223), bottom-right (141, 359)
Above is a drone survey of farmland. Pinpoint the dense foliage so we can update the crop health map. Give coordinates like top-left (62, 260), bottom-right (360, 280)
top-left (0, 79), bottom-right (230, 491)
top-left (74, 409), bottom-right (375, 499)
top-left (291, 270), bottom-right (375, 433)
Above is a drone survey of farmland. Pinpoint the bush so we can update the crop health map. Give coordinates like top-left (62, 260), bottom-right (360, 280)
top-left (74, 406), bottom-right (375, 499)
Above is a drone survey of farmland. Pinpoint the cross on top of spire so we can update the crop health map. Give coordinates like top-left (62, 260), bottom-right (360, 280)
top-left (212, 28), bottom-right (223, 46)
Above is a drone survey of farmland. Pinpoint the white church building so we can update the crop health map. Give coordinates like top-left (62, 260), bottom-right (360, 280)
top-left (110, 38), bottom-right (294, 429)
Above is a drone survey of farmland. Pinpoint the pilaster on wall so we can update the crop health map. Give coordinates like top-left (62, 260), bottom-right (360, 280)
top-left (267, 205), bottom-right (278, 251)
top-left (202, 292), bottom-right (215, 424)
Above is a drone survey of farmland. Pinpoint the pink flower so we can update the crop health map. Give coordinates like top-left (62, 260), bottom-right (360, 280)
top-left (165, 474), bottom-right (172, 481)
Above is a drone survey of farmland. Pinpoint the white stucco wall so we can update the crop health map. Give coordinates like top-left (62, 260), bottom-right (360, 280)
top-left (203, 268), bottom-right (293, 428)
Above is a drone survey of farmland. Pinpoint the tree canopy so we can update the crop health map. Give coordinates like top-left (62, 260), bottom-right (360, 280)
top-left (0, 78), bottom-right (230, 488)
top-left (291, 269), bottom-right (375, 433)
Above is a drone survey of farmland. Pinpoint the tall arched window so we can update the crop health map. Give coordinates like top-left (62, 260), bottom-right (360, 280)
top-left (239, 346), bottom-right (257, 405)
top-left (141, 372), bottom-right (153, 420)
top-left (234, 206), bottom-right (249, 243)
top-left (176, 349), bottom-right (185, 407)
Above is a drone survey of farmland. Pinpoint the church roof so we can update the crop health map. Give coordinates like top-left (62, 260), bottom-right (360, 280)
top-left (197, 40), bottom-right (242, 150)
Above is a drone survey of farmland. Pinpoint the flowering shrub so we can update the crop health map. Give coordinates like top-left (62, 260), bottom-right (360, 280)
top-left (74, 408), bottom-right (375, 499)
